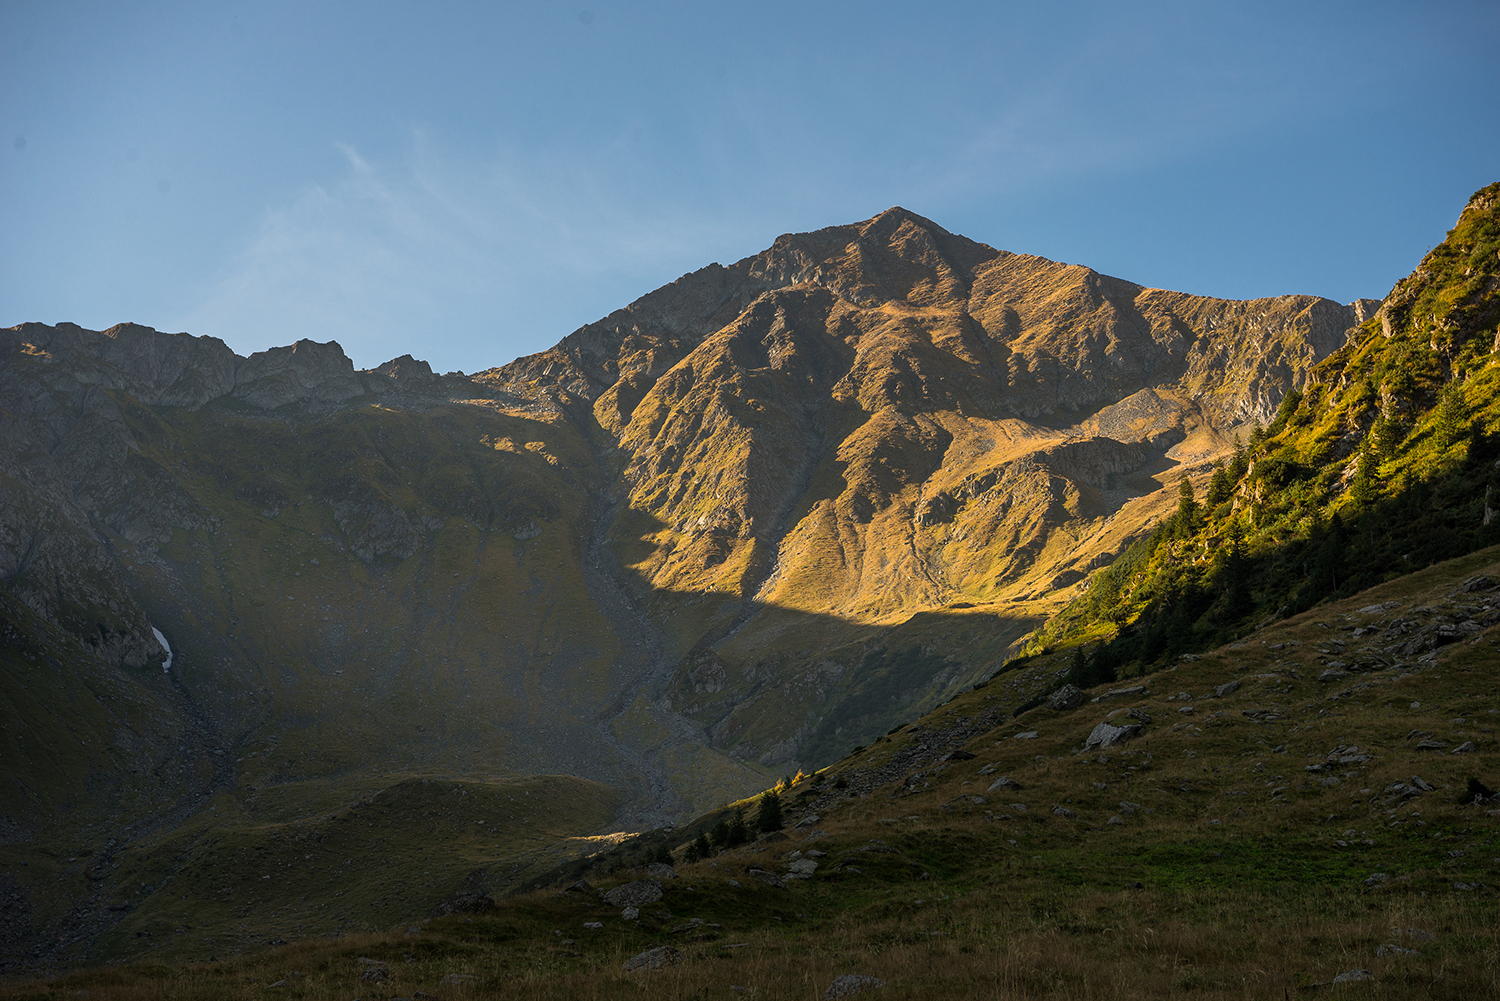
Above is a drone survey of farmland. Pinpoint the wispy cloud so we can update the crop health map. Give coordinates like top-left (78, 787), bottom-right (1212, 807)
top-left (182, 136), bottom-right (750, 373)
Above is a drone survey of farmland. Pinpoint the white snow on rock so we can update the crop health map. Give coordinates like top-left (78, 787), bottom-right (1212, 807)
top-left (151, 627), bottom-right (172, 673)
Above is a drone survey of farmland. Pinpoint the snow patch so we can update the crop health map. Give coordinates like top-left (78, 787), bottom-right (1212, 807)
top-left (151, 627), bottom-right (172, 674)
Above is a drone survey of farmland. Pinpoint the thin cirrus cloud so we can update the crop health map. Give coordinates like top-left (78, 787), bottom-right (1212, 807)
top-left (181, 140), bottom-right (749, 375)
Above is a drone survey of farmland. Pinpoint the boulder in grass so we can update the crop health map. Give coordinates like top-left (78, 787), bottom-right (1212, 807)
top-left (824, 974), bottom-right (886, 998)
top-left (1047, 685), bottom-right (1084, 711)
top-left (747, 868), bottom-right (788, 889)
top-left (1083, 722), bottom-right (1142, 751)
top-left (621, 946), bottom-right (683, 972)
top-left (603, 879), bottom-right (663, 908)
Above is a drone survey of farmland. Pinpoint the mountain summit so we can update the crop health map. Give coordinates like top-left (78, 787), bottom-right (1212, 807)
top-left (0, 203), bottom-right (1401, 968)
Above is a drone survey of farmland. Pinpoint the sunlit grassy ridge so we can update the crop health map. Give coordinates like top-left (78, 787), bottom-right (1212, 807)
top-left (1024, 182), bottom-right (1500, 678)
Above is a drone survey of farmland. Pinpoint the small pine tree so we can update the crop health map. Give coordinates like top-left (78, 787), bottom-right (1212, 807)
top-left (683, 839), bottom-right (702, 864)
top-left (652, 842), bottom-right (674, 867)
top-left (693, 831), bottom-right (712, 860)
top-left (1205, 463), bottom-right (1233, 508)
top-left (1350, 443), bottom-right (1378, 507)
top-left (1066, 644), bottom-right (1087, 682)
top-left (1213, 523), bottom-right (1250, 621)
top-left (708, 818), bottom-right (730, 849)
top-left (1432, 381), bottom-right (1469, 450)
top-left (1228, 434), bottom-right (1249, 481)
top-left (755, 790), bottom-right (784, 834)
top-left (1372, 403), bottom-right (1405, 459)
top-left (1269, 388), bottom-right (1302, 434)
top-left (726, 809), bottom-right (748, 847)
top-left (1175, 475), bottom-right (1199, 535)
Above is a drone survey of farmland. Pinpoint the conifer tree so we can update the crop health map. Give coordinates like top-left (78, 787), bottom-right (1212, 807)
top-left (1175, 475), bottom-right (1199, 535)
top-left (1433, 381), bottom-right (1469, 450)
top-left (709, 818), bottom-right (730, 850)
top-left (755, 790), bottom-right (784, 833)
top-left (726, 808), bottom-right (748, 847)
top-left (1373, 402), bottom-right (1405, 459)
top-left (1205, 463), bottom-right (1233, 508)
top-left (1213, 523), bottom-right (1250, 620)
top-left (693, 831), bottom-right (712, 860)
top-left (1350, 442), bottom-right (1378, 507)
top-left (1228, 434), bottom-right (1249, 481)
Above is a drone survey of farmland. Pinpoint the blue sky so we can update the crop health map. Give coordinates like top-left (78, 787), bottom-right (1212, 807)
top-left (3, 1), bottom-right (1497, 375)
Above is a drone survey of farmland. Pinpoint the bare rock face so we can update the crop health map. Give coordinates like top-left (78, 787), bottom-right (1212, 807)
top-left (489, 208), bottom-right (1363, 641)
top-left (233, 339), bottom-right (365, 409)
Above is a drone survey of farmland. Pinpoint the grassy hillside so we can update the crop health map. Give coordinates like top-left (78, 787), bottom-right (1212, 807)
top-left (6, 543), bottom-right (1495, 999)
top-left (0, 773), bottom-right (620, 975)
top-left (1022, 182), bottom-right (1500, 679)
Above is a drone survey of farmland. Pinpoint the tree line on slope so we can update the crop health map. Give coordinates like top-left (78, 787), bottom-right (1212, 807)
top-left (1019, 182), bottom-right (1500, 687)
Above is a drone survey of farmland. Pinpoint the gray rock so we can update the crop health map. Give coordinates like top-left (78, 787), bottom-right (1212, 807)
top-left (1363, 873), bottom-right (1390, 888)
top-left (788, 859), bottom-right (819, 875)
top-left (582, 922), bottom-right (603, 929)
top-left (824, 974), bottom-right (886, 999)
top-left (359, 967), bottom-right (389, 983)
top-left (1415, 739), bottom-right (1448, 751)
top-left (986, 776), bottom-right (1021, 792)
top-left (1083, 722), bottom-right (1143, 751)
top-left (1332, 969), bottom-right (1374, 983)
top-left (1013, 731), bottom-right (1039, 739)
top-left (1047, 684), bottom-right (1085, 711)
top-left (1453, 741), bottom-right (1478, 753)
top-left (1213, 680), bottom-right (1241, 697)
top-left (621, 946), bottom-right (683, 972)
top-left (1093, 686), bottom-right (1147, 702)
top-left (645, 863), bottom-right (679, 880)
top-left (747, 868), bottom-right (788, 889)
top-left (1052, 806), bottom-right (1078, 819)
top-left (1108, 815), bottom-right (1124, 825)
top-left (603, 879), bottom-right (663, 908)
top-left (622, 907), bottom-right (639, 920)
top-left (440, 974), bottom-right (478, 985)
top-left (796, 814), bottom-right (822, 827)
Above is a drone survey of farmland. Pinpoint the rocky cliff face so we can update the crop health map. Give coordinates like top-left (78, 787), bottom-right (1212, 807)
top-left (1, 208), bottom-right (1372, 848)
top-left (483, 209), bottom-right (1368, 759)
